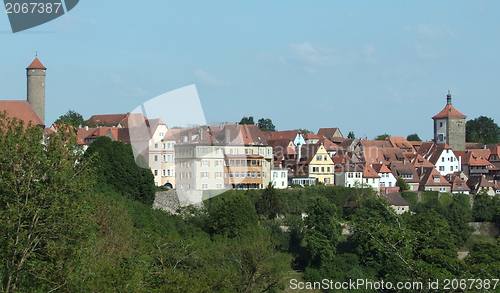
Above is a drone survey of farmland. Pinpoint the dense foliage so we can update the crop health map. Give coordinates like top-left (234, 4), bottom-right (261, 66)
top-left (406, 133), bottom-right (422, 141)
top-left (54, 109), bottom-right (85, 129)
top-left (84, 136), bottom-right (155, 205)
top-left (2, 114), bottom-right (500, 292)
top-left (466, 115), bottom-right (500, 144)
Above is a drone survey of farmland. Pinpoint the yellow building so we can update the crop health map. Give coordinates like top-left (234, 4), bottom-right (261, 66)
top-left (296, 143), bottom-right (335, 185)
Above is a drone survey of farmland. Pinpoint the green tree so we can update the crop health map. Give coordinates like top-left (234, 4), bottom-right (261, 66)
top-left (396, 175), bottom-right (410, 191)
top-left (0, 113), bottom-right (94, 292)
top-left (466, 116), bottom-right (500, 144)
top-left (54, 109), bottom-right (85, 129)
top-left (406, 133), bottom-right (421, 141)
top-left (472, 190), bottom-right (493, 222)
top-left (256, 183), bottom-right (282, 219)
top-left (257, 118), bottom-right (276, 131)
top-left (239, 116), bottom-right (255, 125)
top-left (84, 136), bottom-right (155, 205)
top-left (445, 193), bottom-right (473, 248)
top-left (206, 193), bottom-right (259, 238)
top-left (347, 131), bottom-right (355, 139)
top-left (374, 133), bottom-right (390, 140)
top-left (305, 197), bottom-right (341, 264)
top-left (299, 129), bottom-right (311, 134)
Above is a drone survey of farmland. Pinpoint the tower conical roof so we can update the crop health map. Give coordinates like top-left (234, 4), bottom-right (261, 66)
top-left (26, 58), bottom-right (46, 70)
top-left (432, 92), bottom-right (466, 119)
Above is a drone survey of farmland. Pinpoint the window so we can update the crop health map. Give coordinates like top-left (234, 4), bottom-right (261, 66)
top-left (162, 169), bottom-right (166, 177)
top-left (154, 170), bottom-right (158, 176)
top-left (247, 171), bottom-right (251, 178)
top-left (252, 171), bottom-right (256, 178)
top-left (216, 160), bottom-right (223, 167)
top-left (450, 166), bottom-right (453, 171)
top-left (216, 148), bottom-right (223, 154)
top-left (202, 184), bottom-right (208, 190)
top-left (316, 155), bottom-right (322, 161)
top-left (216, 172), bottom-right (222, 178)
top-left (216, 184), bottom-right (223, 189)
top-left (348, 173), bottom-right (353, 178)
top-left (202, 160), bottom-right (208, 167)
top-left (321, 167), bottom-right (325, 173)
top-left (439, 166), bottom-right (445, 171)
top-left (154, 155), bottom-right (158, 162)
top-left (325, 178), bottom-right (330, 184)
top-left (155, 143), bottom-right (159, 149)
top-left (187, 172), bottom-right (191, 179)
top-left (327, 167), bottom-right (330, 172)
top-left (434, 178), bottom-right (440, 182)
top-left (442, 157), bottom-right (445, 162)
top-left (162, 143), bottom-right (166, 149)
top-left (167, 143), bottom-right (171, 149)
top-left (281, 172), bottom-right (286, 178)
top-left (202, 172), bottom-right (208, 178)
top-left (162, 155), bottom-right (166, 162)
top-left (231, 148), bottom-right (238, 154)
top-left (229, 172), bottom-right (234, 178)
top-left (355, 173), bottom-right (361, 178)
top-left (241, 172), bottom-right (246, 178)
top-left (235, 172), bottom-right (240, 178)
top-left (273, 172), bottom-right (278, 179)
top-left (257, 172), bottom-right (261, 178)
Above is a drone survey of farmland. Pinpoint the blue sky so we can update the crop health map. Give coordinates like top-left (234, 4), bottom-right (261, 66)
top-left (1, 1), bottom-right (499, 141)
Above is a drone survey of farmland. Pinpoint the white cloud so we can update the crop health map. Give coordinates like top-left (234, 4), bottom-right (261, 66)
top-left (51, 14), bottom-right (99, 32)
top-left (413, 24), bottom-right (457, 39)
top-left (194, 69), bottom-right (229, 86)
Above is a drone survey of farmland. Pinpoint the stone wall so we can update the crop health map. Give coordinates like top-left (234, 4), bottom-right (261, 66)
top-left (153, 190), bottom-right (180, 214)
top-left (469, 222), bottom-right (500, 237)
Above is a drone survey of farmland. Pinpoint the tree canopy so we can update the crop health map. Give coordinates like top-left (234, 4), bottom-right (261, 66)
top-left (257, 118), bottom-right (276, 131)
top-left (0, 112), bottom-right (95, 292)
top-left (466, 116), bottom-right (500, 144)
top-left (239, 116), bottom-right (255, 125)
top-left (406, 133), bottom-right (421, 141)
top-left (374, 133), bottom-right (390, 140)
top-left (347, 131), bottom-right (355, 139)
top-left (84, 136), bottom-right (155, 205)
top-left (54, 109), bottom-right (85, 129)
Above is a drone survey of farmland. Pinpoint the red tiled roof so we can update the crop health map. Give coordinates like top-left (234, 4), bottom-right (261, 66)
top-left (388, 136), bottom-right (415, 152)
top-left (381, 192), bottom-right (409, 206)
top-left (263, 130), bottom-right (300, 141)
top-left (26, 58), bottom-right (46, 70)
top-left (432, 105), bottom-right (466, 119)
top-left (0, 100), bottom-right (44, 128)
top-left (317, 127), bottom-right (343, 139)
top-left (420, 167), bottom-right (452, 187)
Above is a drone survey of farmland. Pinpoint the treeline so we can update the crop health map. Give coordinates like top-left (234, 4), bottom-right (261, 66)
top-left (2, 114), bottom-right (500, 292)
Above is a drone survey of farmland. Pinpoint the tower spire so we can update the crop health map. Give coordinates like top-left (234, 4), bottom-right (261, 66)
top-left (446, 90), bottom-right (452, 105)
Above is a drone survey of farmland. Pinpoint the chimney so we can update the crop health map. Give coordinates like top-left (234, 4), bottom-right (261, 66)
top-left (85, 126), bottom-right (89, 131)
top-left (199, 128), bottom-right (203, 141)
top-left (225, 128), bottom-right (230, 144)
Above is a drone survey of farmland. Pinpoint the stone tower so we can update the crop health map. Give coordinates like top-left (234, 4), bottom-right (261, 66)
top-left (26, 57), bottom-right (46, 124)
top-left (432, 91), bottom-right (466, 151)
